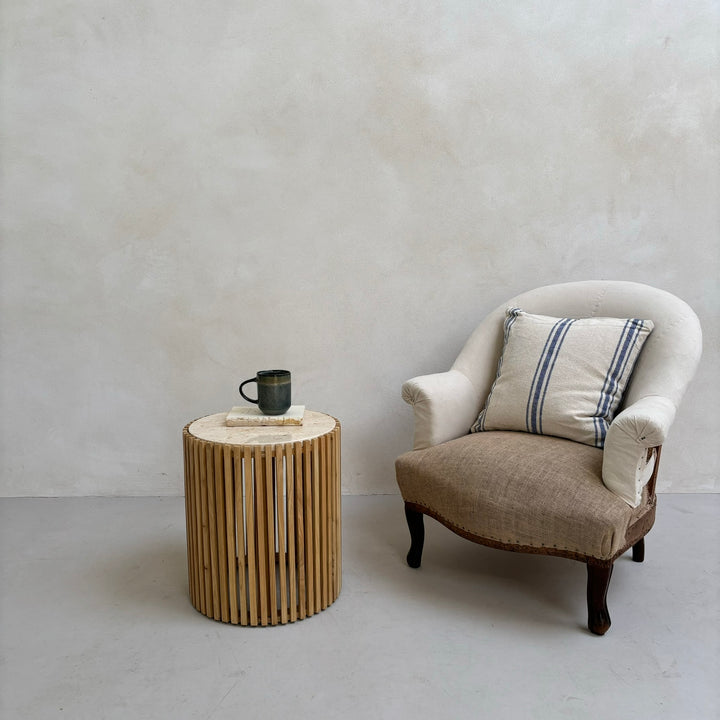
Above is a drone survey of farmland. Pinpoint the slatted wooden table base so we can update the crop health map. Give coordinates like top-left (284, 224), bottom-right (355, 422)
top-left (183, 411), bottom-right (342, 626)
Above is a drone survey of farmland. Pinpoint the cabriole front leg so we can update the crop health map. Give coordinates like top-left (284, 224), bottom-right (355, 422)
top-left (586, 563), bottom-right (613, 635)
top-left (404, 504), bottom-right (425, 569)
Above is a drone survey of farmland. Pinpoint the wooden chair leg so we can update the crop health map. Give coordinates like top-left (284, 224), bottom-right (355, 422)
top-left (404, 505), bottom-right (425, 569)
top-left (587, 563), bottom-right (613, 635)
top-left (632, 538), bottom-right (645, 563)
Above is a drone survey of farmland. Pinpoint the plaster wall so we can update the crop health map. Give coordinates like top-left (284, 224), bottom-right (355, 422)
top-left (1, 1), bottom-right (718, 496)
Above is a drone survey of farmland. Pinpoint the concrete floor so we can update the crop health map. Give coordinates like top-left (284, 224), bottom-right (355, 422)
top-left (1, 494), bottom-right (718, 720)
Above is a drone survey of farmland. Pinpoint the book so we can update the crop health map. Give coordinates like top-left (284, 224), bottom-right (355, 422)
top-left (225, 405), bottom-right (306, 427)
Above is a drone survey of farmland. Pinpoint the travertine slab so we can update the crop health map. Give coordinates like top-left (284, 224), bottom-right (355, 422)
top-left (189, 409), bottom-right (335, 446)
top-left (226, 405), bottom-right (305, 427)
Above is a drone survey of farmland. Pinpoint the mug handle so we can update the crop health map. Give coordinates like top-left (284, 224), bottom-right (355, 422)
top-left (239, 378), bottom-right (258, 404)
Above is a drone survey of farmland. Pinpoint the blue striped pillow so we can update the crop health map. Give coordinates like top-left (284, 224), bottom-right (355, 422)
top-left (471, 309), bottom-right (654, 448)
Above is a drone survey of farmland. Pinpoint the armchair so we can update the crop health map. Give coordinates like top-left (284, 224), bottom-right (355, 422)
top-left (395, 281), bottom-right (702, 634)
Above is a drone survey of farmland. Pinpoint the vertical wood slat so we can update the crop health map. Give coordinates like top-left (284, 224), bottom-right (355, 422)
top-left (254, 445), bottom-right (268, 626)
top-left (245, 446), bottom-right (258, 626)
top-left (312, 438), bottom-right (321, 615)
top-left (321, 434), bottom-right (329, 611)
top-left (234, 450), bottom-right (247, 626)
top-left (334, 424), bottom-right (342, 597)
top-left (285, 443), bottom-right (297, 623)
top-left (327, 433), bottom-right (334, 607)
top-left (206, 444), bottom-right (221, 620)
top-left (276, 445), bottom-right (288, 624)
top-left (295, 442), bottom-right (306, 620)
top-left (187, 438), bottom-right (198, 610)
top-left (194, 443), bottom-right (203, 610)
top-left (214, 444), bottom-right (230, 623)
top-left (328, 429), bottom-right (337, 599)
top-left (185, 435), bottom-right (198, 609)
top-left (195, 439), bottom-right (206, 615)
top-left (224, 445), bottom-right (238, 625)
top-left (264, 447), bottom-right (278, 626)
top-left (198, 441), bottom-right (212, 616)
top-left (304, 440), bottom-right (314, 616)
top-left (183, 438), bottom-right (194, 605)
top-left (191, 439), bottom-right (202, 613)
top-left (183, 417), bottom-right (341, 627)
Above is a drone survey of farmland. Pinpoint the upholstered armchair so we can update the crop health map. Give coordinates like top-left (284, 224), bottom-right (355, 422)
top-left (395, 281), bottom-right (701, 634)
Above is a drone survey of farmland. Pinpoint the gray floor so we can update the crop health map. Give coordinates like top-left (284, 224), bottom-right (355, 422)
top-left (1, 494), bottom-right (718, 720)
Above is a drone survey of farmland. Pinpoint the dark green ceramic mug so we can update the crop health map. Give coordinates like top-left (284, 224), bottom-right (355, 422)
top-left (239, 369), bottom-right (291, 415)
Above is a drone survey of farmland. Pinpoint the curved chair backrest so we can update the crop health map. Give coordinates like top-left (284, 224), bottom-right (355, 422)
top-left (453, 281), bottom-right (702, 414)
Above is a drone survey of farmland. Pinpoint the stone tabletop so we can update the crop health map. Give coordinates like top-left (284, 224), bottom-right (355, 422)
top-left (187, 410), bottom-right (337, 446)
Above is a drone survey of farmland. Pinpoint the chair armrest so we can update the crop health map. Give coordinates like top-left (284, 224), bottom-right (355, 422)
top-left (602, 395), bottom-right (677, 507)
top-left (402, 369), bottom-right (479, 450)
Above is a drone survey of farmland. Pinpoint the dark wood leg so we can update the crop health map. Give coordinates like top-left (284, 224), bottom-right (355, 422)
top-left (632, 538), bottom-right (645, 563)
top-left (587, 563), bottom-right (613, 635)
top-left (404, 504), bottom-right (425, 569)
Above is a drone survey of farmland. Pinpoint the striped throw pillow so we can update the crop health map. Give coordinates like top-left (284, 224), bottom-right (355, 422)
top-left (471, 308), bottom-right (654, 448)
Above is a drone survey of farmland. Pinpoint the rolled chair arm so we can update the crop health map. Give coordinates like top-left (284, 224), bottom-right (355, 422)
top-left (402, 369), bottom-right (480, 450)
top-left (602, 395), bottom-right (677, 507)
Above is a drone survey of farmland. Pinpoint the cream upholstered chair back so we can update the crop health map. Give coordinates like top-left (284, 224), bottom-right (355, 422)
top-left (454, 280), bottom-right (702, 414)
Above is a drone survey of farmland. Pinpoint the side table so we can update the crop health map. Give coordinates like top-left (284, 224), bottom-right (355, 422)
top-left (182, 411), bottom-right (341, 626)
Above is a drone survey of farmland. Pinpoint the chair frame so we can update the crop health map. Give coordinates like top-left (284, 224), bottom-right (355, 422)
top-left (403, 446), bottom-right (661, 635)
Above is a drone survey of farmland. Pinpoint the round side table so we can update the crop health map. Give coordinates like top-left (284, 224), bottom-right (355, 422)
top-left (182, 411), bottom-right (341, 626)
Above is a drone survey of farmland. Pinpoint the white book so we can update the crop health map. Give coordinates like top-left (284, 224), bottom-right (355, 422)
top-left (225, 405), bottom-right (306, 427)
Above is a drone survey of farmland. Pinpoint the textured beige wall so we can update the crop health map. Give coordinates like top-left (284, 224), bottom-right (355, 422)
top-left (1, 2), bottom-right (718, 496)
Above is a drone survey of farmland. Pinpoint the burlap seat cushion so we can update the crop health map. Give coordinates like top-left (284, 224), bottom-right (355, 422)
top-left (395, 431), bottom-right (652, 561)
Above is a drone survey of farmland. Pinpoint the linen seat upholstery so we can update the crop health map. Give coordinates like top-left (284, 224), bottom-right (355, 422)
top-left (397, 432), bottom-right (652, 562)
top-left (395, 280), bottom-right (701, 635)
